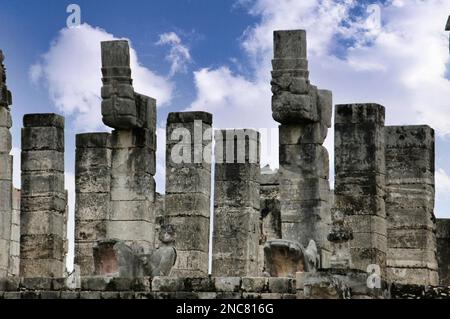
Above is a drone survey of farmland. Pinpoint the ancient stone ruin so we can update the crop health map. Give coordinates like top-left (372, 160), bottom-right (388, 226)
top-left (0, 29), bottom-right (450, 299)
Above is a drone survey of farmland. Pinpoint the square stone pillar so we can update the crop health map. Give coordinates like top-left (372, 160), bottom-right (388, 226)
top-left (271, 30), bottom-right (332, 266)
top-left (0, 106), bottom-right (12, 277)
top-left (386, 126), bottom-right (438, 285)
top-left (334, 104), bottom-right (387, 276)
top-left (107, 125), bottom-right (157, 254)
top-left (165, 111), bottom-right (212, 277)
top-left (75, 133), bottom-right (112, 275)
top-left (20, 113), bottom-right (66, 277)
top-left (212, 129), bottom-right (261, 276)
top-left (437, 219), bottom-right (450, 286)
top-left (8, 188), bottom-right (20, 276)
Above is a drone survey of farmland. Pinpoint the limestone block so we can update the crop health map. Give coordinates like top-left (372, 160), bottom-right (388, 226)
top-left (110, 172), bottom-right (154, 201)
top-left (387, 206), bottom-right (434, 230)
top-left (241, 277), bottom-right (268, 293)
top-left (23, 113), bottom-right (65, 129)
top-left (386, 125), bottom-right (434, 149)
top-left (75, 193), bottom-right (110, 220)
top-left (317, 89), bottom-right (332, 128)
top-left (386, 267), bottom-right (439, 286)
top-left (335, 172), bottom-right (385, 197)
top-left (21, 211), bottom-right (65, 236)
top-left (279, 176), bottom-right (330, 201)
top-left (334, 194), bottom-right (385, 217)
top-left (75, 148), bottom-right (111, 172)
top-left (387, 228), bottom-right (436, 249)
top-left (279, 123), bottom-right (327, 145)
top-left (351, 232), bottom-right (387, 251)
top-left (171, 250), bottom-right (208, 277)
top-left (0, 107), bottom-right (12, 128)
top-left (20, 234), bottom-right (64, 260)
top-left (111, 147), bottom-right (155, 175)
top-left (350, 248), bottom-right (386, 273)
top-left (164, 193), bottom-right (210, 218)
top-left (279, 144), bottom-right (329, 179)
top-left (0, 238), bottom-right (9, 268)
top-left (271, 73), bottom-right (309, 95)
top-left (111, 128), bottom-right (156, 150)
top-left (0, 180), bottom-right (12, 211)
top-left (21, 195), bottom-right (66, 213)
top-left (110, 200), bottom-right (153, 221)
top-left (76, 167), bottom-right (111, 193)
top-left (214, 277), bottom-right (241, 292)
top-left (387, 248), bottom-right (438, 269)
top-left (75, 220), bottom-right (108, 241)
top-left (215, 163), bottom-right (260, 182)
top-left (166, 166), bottom-right (211, 195)
top-left (335, 103), bottom-right (385, 125)
top-left (214, 180), bottom-right (260, 209)
top-left (167, 111), bottom-right (213, 125)
top-left (272, 91), bottom-right (319, 124)
top-left (76, 132), bottom-right (111, 148)
top-left (107, 220), bottom-right (154, 244)
top-left (19, 259), bottom-right (65, 278)
top-left (21, 127), bottom-right (64, 151)
top-left (166, 215), bottom-right (209, 251)
top-left (21, 150), bottom-right (64, 172)
top-left (349, 214), bottom-right (387, 235)
top-left (271, 59), bottom-right (308, 72)
top-left (0, 127), bottom-right (11, 152)
top-left (21, 172), bottom-right (65, 196)
top-left (273, 30), bottom-right (307, 59)
top-left (0, 154), bottom-right (12, 180)
top-left (386, 147), bottom-right (434, 181)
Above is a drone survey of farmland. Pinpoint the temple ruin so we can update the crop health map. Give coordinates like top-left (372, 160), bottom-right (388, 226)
top-left (0, 29), bottom-right (450, 299)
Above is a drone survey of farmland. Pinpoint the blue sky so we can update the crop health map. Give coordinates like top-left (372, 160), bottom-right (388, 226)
top-left (1, 0), bottom-right (450, 243)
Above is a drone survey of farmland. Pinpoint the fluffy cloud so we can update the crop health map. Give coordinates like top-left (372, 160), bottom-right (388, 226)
top-left (157, 32), bottom-right (192, 77)
top-left (30, 23), bottom-right (173, 131)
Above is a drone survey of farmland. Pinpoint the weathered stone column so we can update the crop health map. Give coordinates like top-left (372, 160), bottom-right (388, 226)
top-left (334, 104), bottom-right (387, 276)
top-left (8, 188), bottom-right (20, 276)
top-left (75, 133), bottom-right (111, 275)
top-left (0, 50), bottom-right (13, 277)
top-left (271, 30), bottom-right (332, 266)
top-left (101, 40), bottom-right (157, 254)
top-left (212, 129), bottom-right (261, 276)
top-left (386, 126), bottom-right (438, 285)
top-left (437, 219), bottom-right (450, 286)
top-left (165, 111), bottom-right (212, 277)
top-left (20, 113), bottom-right (66, 277)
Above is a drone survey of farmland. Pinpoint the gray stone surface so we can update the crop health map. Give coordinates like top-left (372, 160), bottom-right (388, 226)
top-left (20, 113), bottom-right (66, 277)
top-left (385, 126), bottom-right (438, 286)
top-left (165, 111), bottom-right (212, 277)
top-left (75, 133), bottom-right (112, 276)
top-left (436, 219), bottom-right (450, 286)
top-left (212, 129), bottom-right (261, 276)
top-left (334, 103), bottom-right (387, 276)
top-left (271, 30), bottom-right (332, 267)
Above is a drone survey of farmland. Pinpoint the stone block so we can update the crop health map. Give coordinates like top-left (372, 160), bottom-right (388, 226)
top-left (279, 123), bottom-right (328, 145)
top-left (214, 163), bottom-right (260, 182)
top-left (21, 127), bottom-right (64, 151)
top-left (279, 176), bottom-right (330, 201)
top-left (20, 234), bottom-right (65, 260)
top-left (151, 276), bottom-right (185, 292)
top-left (23, 113), bottom-right (64, 129)
top-left (214, 277), bottom-right (241, 292)
top-left (166, 215), bottom-right (209, 251)
top-left (165, 193), bottom-right (210, 218)
top-left (0, 154), bottom-right (12, 180)
top-left (81, 276), bottom-right (112, 291)
top-left (335, 103), bottom-right (385, 125)
top-left (75, 220), bottom-right (108, 241)
top-left (21, 150), bottom-right (64, 172)
top-left (171, 250), bottom-right (208, 276)
top-left (272, 59), bottom-right (308, 72)
top-left (387, 228), bottom-right (436, 249)
top-left (214, 180), bottom-right (260, 209)
top-left (0, 127), bottom-right (11, 153)
top-left (75, 193), bottom-right (110, 220)
top-left (21, 172), bottom-right (65, 196)
top-left (241, 277), bottom-right (268, 293)
top-left (279, 144), bottom-right (329, 179)
top-left (60, 291), bottom-right (80, 299)
top-left (111, 146), bottom-right (155, 175)
top-left (387, 248), bottom-right (438, 269)
top-left (167, 111), bottom-right (213, 125)
top-left (386, 125), bottom-right (434, 149)
top-left (19, 259), bottom-right (65, 278)
top-left (0, 107), bottom-right (12, 128)
top-left (334, 194), bottom-right (385, 217)
top-left (272, 91), bottom-right (319, 124)
top-left (107, 220), bottom-right (154, 243)
top-left (111, 128), bottom-right (156, 150)
top-left (21, 277), bottom-right (52, 290)
top-left (21, 195), bottom-right (66, 213)
top-left (318, 89), bottom-right (332, 127)
top-left (80, 291), bottom-right (101, 299)
top-left (166, 166), bottom-right (210, 195)
top-left (268, 277), bottom-right (294, 293)
top-left (76, 148), bottom-right (111, 172)
top-left (110, 172), bottom-right (154, 201)
top-left (76, 167), bottom-right (111, 193)
top-left (110, 200), bottom-right (153, 221)
top-left (21, 211), bottom-right (65, 236)
top-left (387, 267), bottom-right (439, 286)
top-left (273, 30), bottom-right (307, 59)
top-left (76, 132), bottom-right (111, 148)
top-left (386, 147), bottom-right (434, 181)
top-left (0, 180), bottom-right (11, 211)
top-left (351, 232), bottom-right (387, 251)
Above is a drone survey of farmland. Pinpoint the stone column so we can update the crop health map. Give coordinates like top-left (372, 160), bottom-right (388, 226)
top-left (386, 126), bottom-right (438, 285)
top-left (334, 103), bottom-right (387, 276)
top-left (165, 111), bottom-right (212, 277)
top-left (8, 188), bottom-right (20, 276)
top-left (0, 50), bottom-right (13, 277)
top-left (271, 30), bottom-right (332, 266)
top-left (75, 133), bottom-right (111, 275)
top-left (212, 129), bottom-right (261, 276)
top-left (20, 113), bottom-right (66, 277)
top-left (436, 219), bottom-right (450, 286)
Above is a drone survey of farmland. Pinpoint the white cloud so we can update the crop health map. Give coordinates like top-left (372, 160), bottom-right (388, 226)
top-left (157, 32), bottom-right (192, 77)
top-left (436, 168), bottom-right (450, 196)
top-left (30, 23), bottom-right (173, 132)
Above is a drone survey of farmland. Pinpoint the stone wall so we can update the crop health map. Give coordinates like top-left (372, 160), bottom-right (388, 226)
top-left (386, 126), bottom-right (438, 285)
top-left (8, 188), bottom-right (20, 276)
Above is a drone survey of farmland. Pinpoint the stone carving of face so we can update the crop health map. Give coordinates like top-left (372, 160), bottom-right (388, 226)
top-left (159, 224), bottom-right (176, 244)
